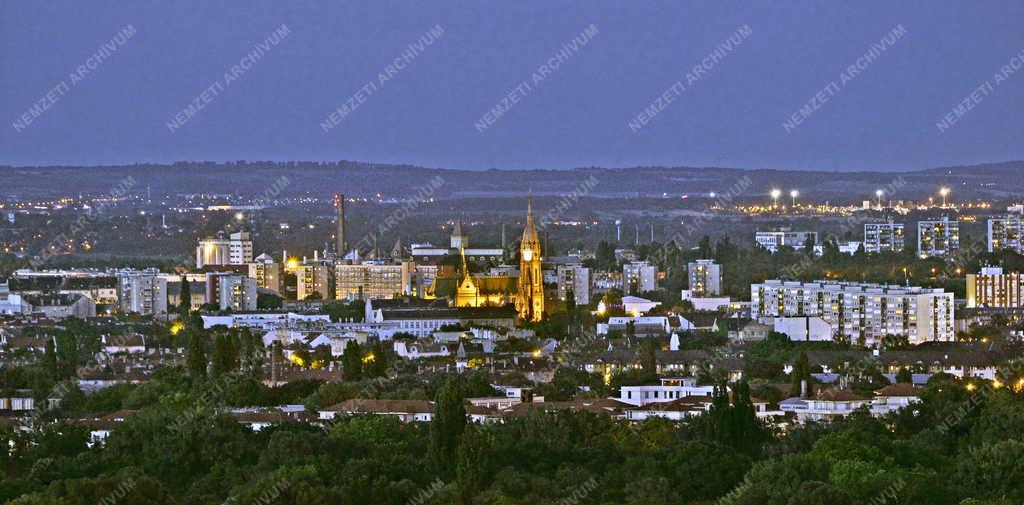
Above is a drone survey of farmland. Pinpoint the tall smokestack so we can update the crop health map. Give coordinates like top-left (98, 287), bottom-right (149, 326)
top-left (334, 194), bottom-right (346, 256)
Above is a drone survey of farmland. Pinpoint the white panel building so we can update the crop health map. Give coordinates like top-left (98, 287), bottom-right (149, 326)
top-left (623, 261), bottom-right (657, 295)
top-left (556, 265), bottom-right (591, 305)
top-left (687, 259), bottom-right (722, 296)
top-left (117, 269), bottom-right (168, 316)
top-left (987, 215), bottom-right (1023, 254)
top-left (917, 217), bottom-right (959, 258)
top-left (751, 280), bottom-right (954, 347)
top-left (864, 222), bottom-right (905, 253)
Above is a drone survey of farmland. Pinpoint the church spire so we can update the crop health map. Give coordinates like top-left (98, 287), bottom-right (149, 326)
top-left (522, 192), bottom-right (539, 244)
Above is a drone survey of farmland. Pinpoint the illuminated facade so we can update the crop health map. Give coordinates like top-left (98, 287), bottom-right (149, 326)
top-left (917, 217), bottom-right (959, 258)
top-left (196, 231), bottom-right (253, 268)
top-left (987, 216), bottom-right (1023, 254)
top-left (515, 198), bottom-right (545, 322)
top-left (864, 222), bottom-right (905, 253)
top-left (248, 253), bottom-right (281, 293)
top-left (687, 259), bottom-right (722, 296)
top-left (335, 262), bottom-right (411, 300)
top-left (751, 280), bottom-right (954, 346)
top-left (298, 264), bottom-right (331, 300)
top-left (966, 267), bottom-right (1024, 308)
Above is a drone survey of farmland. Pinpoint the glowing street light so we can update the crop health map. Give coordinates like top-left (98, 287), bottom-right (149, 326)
top-left (939, 187), bottom-right (950, 208)
top-left (770, 188), bottom-right (781, 208)
top-left (790, 189), bottom-right (799, 207)
top-left (875, 189), bottom-right (884, 208)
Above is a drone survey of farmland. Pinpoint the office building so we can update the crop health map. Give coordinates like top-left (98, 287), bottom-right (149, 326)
top-left (917, 217), bottom-right (959, 258)
top-left (987, 216), bottom-right (1023, 254)
top-left (623, 261), bottom-right (657, 295)
top-left (688, 259), bottom-right (722, 296)
top-left (864, 222), bottom-right (905, 253)
top-left (755, 228), bottom-right (818, 253)
top-left (966, 267), bottom-right (1024, 308)
top-left (751, 280), bottom-right (954, 346)
top-left (117, 269), bottom-right (167, 316)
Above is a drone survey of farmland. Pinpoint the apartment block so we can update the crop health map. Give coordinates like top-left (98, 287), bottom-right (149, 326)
top-left (687, 259), bottom-right (722, 296)
top-left (751, 280), bottom-right (954, 346)
top-left (917, 217), bottom-right (959, 258)
top-left (248, 253), bottom-right (282, 293)
top-left (556, 265), bottom-right (591, 305)
top-left (116, 269), bottom-right (167, 315)
top-left (987, 216), bottom-right (1023, 254)
top-left (335, 261), bottom-right (412, 300)
top-left (864, 222), bottom-right (905, 253)
top-left (622, 261), bottom-right (657, 295)
top-left (297, 264), bottom-right (331, 301)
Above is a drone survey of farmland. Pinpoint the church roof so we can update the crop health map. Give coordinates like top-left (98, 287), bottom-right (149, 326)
top-left (432, 275), bottom-right (518, 299)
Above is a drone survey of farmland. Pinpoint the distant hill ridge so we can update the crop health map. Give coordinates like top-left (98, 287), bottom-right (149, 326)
top-left (1, 160), bottom-right (1021, 200)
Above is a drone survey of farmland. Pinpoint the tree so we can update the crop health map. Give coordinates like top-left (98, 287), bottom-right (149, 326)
top-left (595, 241), bottom-right (616, 269)
top-left (456, 425), bottom-right (492, 504)
top-left (257, 292), bottom-right (283, 310)
top-left (640, 337), bottom-right (659, 374)
top-left (342, 341), bottom-right (363, 380)
top-left (43, 338), bottom-right (58, 380)
top-left (211, 332), bottom-right (238, 377)
top-left (790, 351), bottom-right (811, 397)
top-left (187, 332), bottom-right (207, 378)
top-left (430, 380), bottom-right (466, 478)
top-left (698, 235), bottom-right (714, 258)
top-left (896, 367), bottom-right (912, 384)
top-left (179, 275), bottom-right (191, 316)
top-left (565, 289), bottom-right (577, 336)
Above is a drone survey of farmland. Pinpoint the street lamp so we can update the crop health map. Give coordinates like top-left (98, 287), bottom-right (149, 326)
top-left (875, 189), bottom-right (884, 208)
top-left (770, 188), bottom-right (781, 209)
top-left (790, 189), bottom-right (799, 207)
top-left (939, 187), bottom-right (950, 208)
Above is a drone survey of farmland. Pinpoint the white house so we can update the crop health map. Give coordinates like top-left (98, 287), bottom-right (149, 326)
top-left (792, 389), bottom-right (872, 423)
top-left (598, 316), bottom-right (671, 336)
top-left (622, 296), bottom-right (660, 315)
top-left (393, 340), bottom-right (451, 359)
top-left (617, 378), bottom-right (715, 407)
top-left (870, 383), bottom-right (922, 416)
top-left (101, 334), bottom-right (146, 354)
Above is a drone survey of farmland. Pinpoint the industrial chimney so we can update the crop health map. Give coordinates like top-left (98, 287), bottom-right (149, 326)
top-left (334, 194), bottom-right (347, 256)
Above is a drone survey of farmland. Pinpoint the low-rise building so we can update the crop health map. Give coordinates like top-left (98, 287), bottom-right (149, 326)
top-left (755, 228), bottom-right (817, 253)
top-left (318, 399), bottom-right (434, 423)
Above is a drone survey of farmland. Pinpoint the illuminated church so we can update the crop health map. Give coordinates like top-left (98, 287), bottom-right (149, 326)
top-left (432, 198), bottom-right (545, 322)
